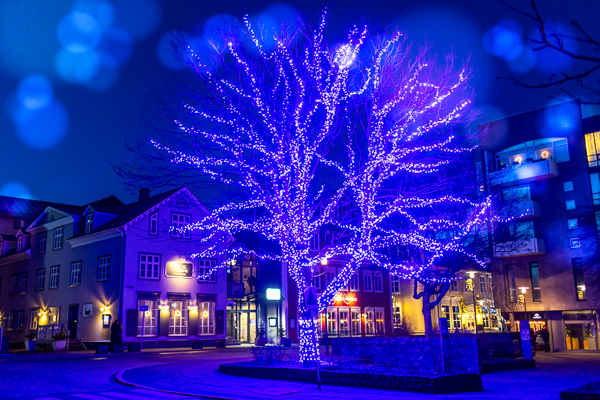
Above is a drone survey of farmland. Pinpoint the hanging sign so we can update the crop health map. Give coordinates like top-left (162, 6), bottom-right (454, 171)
top-left (166, 262), bottom-right (193, 278)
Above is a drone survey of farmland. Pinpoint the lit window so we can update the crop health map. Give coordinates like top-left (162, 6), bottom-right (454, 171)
top-left (530, 262), bottom-right (542, 302)
top-left (585, 131), bottom-right (600, 167)
top-left (572, 258), bottom-right (586, 301)
top-left (149, 212), bottom-right (159, 235)
top-left (479, 276), bottom-right (486, 294)
top-left (30, 309), bottom-right (39, 330)
top-left (171, 213), bottom-right (191, 238)
top-left (85, 214), bottom-right (94, 234)
top-left (48, 307), bottom-right (59, 324)
top-left (198, 302), bottom-right (215, 335)
top-left (452, 306), bottom-right (461, 329)
top-left (197, 259), bottom-right (216, 282)
top-left (590, 173), bottom-right (600, 205)
top-left (391, 276), bottom-right (401, 293)
top-left (53, 227), bottom-right (64, 250)
top-left (563, 181), bottom-right (574, 192)
top-left (70, 262), bottom-right (81, 286)
top-left (139, 254), bottom-right (160, 279)
top-left (37, 232), bottom-right (47, 254)
top-left (169, 301), bottom-right (188, 336)
top-left (570, 238), bottom-right (581, 248)
top-left (98, 256), bottom-right (110, 281)
top-left (137, 300), bottom-right (158, 337)
top-left (566, 200), bottom-right (576, 210)
top-left (568, 219), bottom-right (578, 229)
top-left (49, 266), bottom-right (59, 289)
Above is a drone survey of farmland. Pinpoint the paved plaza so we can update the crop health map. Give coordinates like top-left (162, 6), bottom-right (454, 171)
top-left (1, 347), bottom-right (599, 399)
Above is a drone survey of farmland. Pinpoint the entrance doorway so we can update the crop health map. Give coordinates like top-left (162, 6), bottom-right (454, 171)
top-left (68, 305), bottom-right (79, 339)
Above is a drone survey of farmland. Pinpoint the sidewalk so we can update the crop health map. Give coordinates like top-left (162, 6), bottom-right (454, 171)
top-left (116, 351), bottom-right (600, 400)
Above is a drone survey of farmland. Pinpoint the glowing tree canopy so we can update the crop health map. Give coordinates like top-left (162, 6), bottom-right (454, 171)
top-left (119, 11), bottom-right (503, 361)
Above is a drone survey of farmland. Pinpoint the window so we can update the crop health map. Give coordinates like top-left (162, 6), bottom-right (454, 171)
top-left (393, 306), bottom-right (402, 328)
top-left (17, 236), bottom-right (24, 252)
top-left (5, 312), bottom-right (13, 331)
top-left (566, 200), bottom-right (576, 210)
top-left (37, 232), bottom-right (47, 254)
top-left (563, 181), bottom-right (574, 192)
top-left (70, 262), bottom-right (81, 286)
top-left (98, 256), bottom-right (110, 281)
top-left (309, 233), bottom-right (319, 251)
top-left (450, 280), bottom-right (458, 292)
top-left (479, 276), bottom-right (486, 294)
top-left (373, 271), bottom-right (383, 292)
top-left (530, 262), bottom-right (542, 302)
top-left (137, 300), bottom-right (158, 337)
top-left (49, 266), bottom-right (59, 289)
top-left (363, 271), bottom-right (373, 292)
top-left (339, 310), bottom-right (349, 336)
top-left (85, 214), bottom-right (94, 234)
top-left (591, 173), bottom-right (600, 205)
top-left (14, 311), bottom-right (24, 331)
top-left (364, 308), bottom-right (374, 335)
top-left (35, 269), bottom-right (45, 291)
top-left (30, 309), bottom-right (39, 330)
top-left (312, 268), bottom-right (322, 290)
top-left (452, 306), bottom-right (461, 329)
top-left (391, 276), bottom-right (400, 293)
top-left (585, 131), bottom-right (600, 167)
top-left (53, 227), bottom-right (64, 250)
top-left (49, 307), bottom-right (59, 324)
top-left (570, 238), bottom-right (581, 249)
top-left (375, 308), bottom-right (385, 335)
top-left (441, 305), bottom-right (450, 319)
top-left (349, 272), bottom-right (359, 292)
top-left (351, 308), bottom-right (361, 336)
top-left (495, 137), bottom-right (569, 169)
top-left (171, 213), bottom-right (191, 238)
top-left (572, 258), bottom-right (587, 301)
top-left (197, 259), bottom-right (216, 282)
top-left (17, 273), bottom-right (27, 293)
top-left (568, 219), bottom-right (578, 229)
top-left (199, 302), bottom-right (215, 335)
top-left (9, 274), bottom-right (17, 294)
top-left (139, 254), bottom-right (160, 279)
top-left (169, 300), bottom-right (188, 335)
top-left (149, 212), bottom-right (158, 235)
top-left (507, 265), bottom-right (517, 303)
top-left (324, 268), bottom-right (335, 289)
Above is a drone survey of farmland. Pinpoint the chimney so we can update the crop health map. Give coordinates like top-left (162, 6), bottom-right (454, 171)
top-left (138, 188), bottom-right (150, 202)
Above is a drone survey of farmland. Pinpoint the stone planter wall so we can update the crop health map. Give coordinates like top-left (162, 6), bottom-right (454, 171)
top-left (219, 364), bottom-right (483, 394)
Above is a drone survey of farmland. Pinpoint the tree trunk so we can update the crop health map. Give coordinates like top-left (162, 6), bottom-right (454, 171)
top-left (422, 292), bottom-right (434, 337)
top-left (298, 310), bottom-right (319, 364)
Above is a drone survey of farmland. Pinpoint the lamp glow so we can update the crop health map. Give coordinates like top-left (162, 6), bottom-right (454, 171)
top-left (266, 288), bottom-right (281, 301)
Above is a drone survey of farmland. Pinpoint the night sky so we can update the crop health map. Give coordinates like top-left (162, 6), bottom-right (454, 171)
top-left (1, 0), bottom-right (598, 205)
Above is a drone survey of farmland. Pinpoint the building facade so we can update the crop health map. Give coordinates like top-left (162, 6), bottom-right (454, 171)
top-left (480, 99), bottom-right (600, 352)
top-left (0, 188), bottom-right (228, 347)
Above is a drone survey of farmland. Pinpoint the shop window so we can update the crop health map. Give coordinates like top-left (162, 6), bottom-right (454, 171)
top-left (198, 302), bottom-right (215, 335)
top-left (568, 219), bottom-right (578, 229)
top-left (137, 300), bottom-right (158, 337)
top-left (452, 306), bottom-right (461, 329)
top-left (171, 213), bottom-right (191, 238)
top-left (563, 181), bottom-right (574, 192)
top-left (149, 212), bottom-right (159, 235)
top-left (169, 300), bottom-right (188, 336)
top-left (327, 309), bottom-right (337, 335)
top-left (37, 232), bottom-right (47, 254)
top-left (391, 276), bottom-right (401, 293)
top-left (507, 265), bottom-right (517, 303)
top-left (566, 200), bottom-right (576, 210)
top-left (572, 258), bottom-right (587, 301)
top-left (373, 271), bottom-right (383, 293)
top-left (591, 173), bottom-right (600, 205)
top-left (139, 254), bottom-right (160, 279)
top-left (585, 131), bottom-right (600, 167)
top-left (363, 271), bottom-right (373, 292)
top-left (339, 310), bottom-right (349, 336)
top-left (530, 262), bottom-right (542, 302)
top-left (375, 308), bottom-right (385, 335)
top-left (49, 307), bottom-right (59, 325)
top-left (198, 259), bottom-right (217, 282)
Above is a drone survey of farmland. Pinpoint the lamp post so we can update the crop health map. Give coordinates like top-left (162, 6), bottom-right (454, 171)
top-left (467, 271), bottom-right (478, 334)
top-left (518, 286), bottom-right (529, 313)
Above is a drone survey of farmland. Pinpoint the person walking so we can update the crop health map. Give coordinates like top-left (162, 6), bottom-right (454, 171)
top-left (540, 327), bottom-right (550, 352)
top-left (111, 319), bottom-right (123, 345)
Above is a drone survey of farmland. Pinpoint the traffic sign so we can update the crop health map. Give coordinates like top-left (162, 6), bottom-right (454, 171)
top-left (139, 305), bottom-right (149, 312)
top-left (304, 287), bottom-right (318, 310)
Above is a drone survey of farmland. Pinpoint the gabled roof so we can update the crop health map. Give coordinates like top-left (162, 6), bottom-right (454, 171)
top-left (0, 196), bottom-right (76, 220)
top-left (0, 234), bottom-right (16, 242)
top-left (26, 205), bottom-right (76, 232)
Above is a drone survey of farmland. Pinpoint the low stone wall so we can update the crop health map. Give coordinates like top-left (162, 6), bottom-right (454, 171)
top-left (219, 363), bottom-right (483, 394)
top-left (561, 381), bottom-right (600, 400)
top-left (331, 336), bottom-right (480, 375)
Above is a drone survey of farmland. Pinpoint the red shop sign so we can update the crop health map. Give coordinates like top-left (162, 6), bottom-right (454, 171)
top-left (331, 292), bottom-right (358, 306)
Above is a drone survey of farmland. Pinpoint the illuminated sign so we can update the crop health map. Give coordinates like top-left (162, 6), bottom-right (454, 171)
top-left (102, 314), bottom-right (111, 328)
top-left (166, 262), bottom-right (193, 278)
top-left (331, 292), bottom-right (358, 306)
top-left (533, 313), bottom-right (542, 320)
top-left (266, 288), bottom-right (281, 300)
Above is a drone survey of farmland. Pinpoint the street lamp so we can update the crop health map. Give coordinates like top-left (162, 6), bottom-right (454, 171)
top-left (518, 286), bottom-right (529, 313)
top-left (466, 271), bottom-right (478, 334)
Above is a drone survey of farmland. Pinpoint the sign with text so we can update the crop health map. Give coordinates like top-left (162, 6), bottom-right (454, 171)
top-left (520, 320), bottom-right (533, 360)
top-left (304, 287), bottom-right (318, 310)
top-left (166, 262), bottom-right (193, 278)
top-left (331, 292), bottom-right (358, 306)
top-left (139, 305), bottom-right (149, 312)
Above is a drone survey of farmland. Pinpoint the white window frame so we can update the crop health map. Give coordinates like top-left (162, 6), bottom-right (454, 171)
top-left (18, 272), bottom-right (27, 293)
top-left (375, 307), bottom-right (385, 335)
top-left (48, 307), bottom-right (59, 325)
top-left (373, 271), bottom-right (383, 293)
top-left (49, 266), bottom-right (59, 289)
top-left (149, 212), bottom-right (159, 235)
top-left (363, 270), bottom-right (373, 292)
top-left (17, 236), bottom-right (24, 252)
top-left (479, 275), bottom-right (486, 294)
top-left (30, 309), bottom-right (39, 330)
top-left (139, 254), bottom-right (160, 279)
top-left (350, 307), bottom-right (361, 336)
top-left (338, 308), bottom-right (350, 336)
top-left (53, 227), bottom-right (64, 250)
top-left (9, 274), bottom-right (17, 294)
top-left (168, 300), bottom-right (188, 336)
top-left (85, 214), bottom-right (94, 234)
top-left (364, 307), bottom-right (375, 335)
top-left (70, 262), bottom-right (81, 286)
top-left (37, 231), bottom-right (47, 254)
top-left (98, 256), bottom-right (110, 281)
top-left (349, 272), bottom-right (359, 292)
top-left (568, 219), bottom-right (578, 229)
top-left (198, 302), bottom-right (215, 335)
top-left (391, 276), bottom-right (400, 293)
top-left (570, 238), bottom-right (581, 248)
top-left (197, 259), bottom-right (217, 282)
top-left (137, 300), bottom-right (158, 337)
top-left (171, 213), bottom-right (191, 238)
top-left (35, 269), bottom-right (45, 291)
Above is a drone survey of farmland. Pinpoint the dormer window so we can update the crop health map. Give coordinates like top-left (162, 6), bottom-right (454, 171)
top-left (149, 212), bottom-right (158, 235)
top-left (85, 214), bottom-right (94, 234)
top-left (17, 236), bottom-right (24, 252)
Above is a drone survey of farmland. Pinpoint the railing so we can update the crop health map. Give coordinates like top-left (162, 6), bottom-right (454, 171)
top-left (227, 282), bottom-right (245, 298)
top-left (489, 158), bottom-right (559, 186)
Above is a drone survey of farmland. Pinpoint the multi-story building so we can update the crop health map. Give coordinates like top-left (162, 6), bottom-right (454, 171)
top-left (479, 99), bottom-right (600, 352)
top-left (0, 187), bottom-right (228, 348)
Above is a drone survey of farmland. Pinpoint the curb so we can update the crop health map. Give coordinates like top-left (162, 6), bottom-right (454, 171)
top-left (115, 366), bottom-right (236, 400)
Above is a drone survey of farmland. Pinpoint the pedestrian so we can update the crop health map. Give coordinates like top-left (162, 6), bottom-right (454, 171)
top-left (530, 327), bottom-right (537, 355)
top-left (111, 319), bottom-right (123, 345)
top-left (540, 327), bottom-right (550, 352)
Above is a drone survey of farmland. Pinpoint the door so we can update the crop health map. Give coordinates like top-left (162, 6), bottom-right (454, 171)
top-left (240, 313), bottom-right (248, 342)
top-left (68, 305), bottom-right (79, 339)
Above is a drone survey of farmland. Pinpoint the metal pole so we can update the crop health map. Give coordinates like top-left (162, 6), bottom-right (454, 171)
top-left (325, 312), bottom-right (329, 357)
top-left (141, 310), bottom-right (145, 350)
top-left (473, 289), bottom-right (478, 335)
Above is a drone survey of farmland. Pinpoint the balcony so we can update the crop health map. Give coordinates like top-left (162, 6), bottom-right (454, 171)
top-left (494, 237), bottom-right (545, 257)
top-left (516, 200), bottom-right (541, 219)
top-left (227, 282), bottom-right (245, 299)
top-left (489, 158), bottom-right (559, 187)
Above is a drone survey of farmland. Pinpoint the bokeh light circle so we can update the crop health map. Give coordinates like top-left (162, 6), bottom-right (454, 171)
top-left (157, 30), bottom-right (188, 70)
top-left (57, 11), bottom-right (103, 53)
top-left (71, 0), bottom-right (114, 30)
top-left (17, 75), bottom-right (54, 110)
top-left (0, 182), bottom-right (35, 199)
top-left (55, 49), bottom-right (100, 84)
top-left (13, 99), bottom-right (69, 150)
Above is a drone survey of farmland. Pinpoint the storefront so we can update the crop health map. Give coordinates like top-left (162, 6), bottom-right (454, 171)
top-left (564, 311), bottom-right (598, 351)
top-left (316, 292), bottom-right (387, 337)
top-left (226, 300), bottom-right (257, 344)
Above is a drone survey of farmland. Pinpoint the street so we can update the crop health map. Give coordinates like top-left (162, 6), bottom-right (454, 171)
top-left (1, 347), bottom-right (600, 400)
